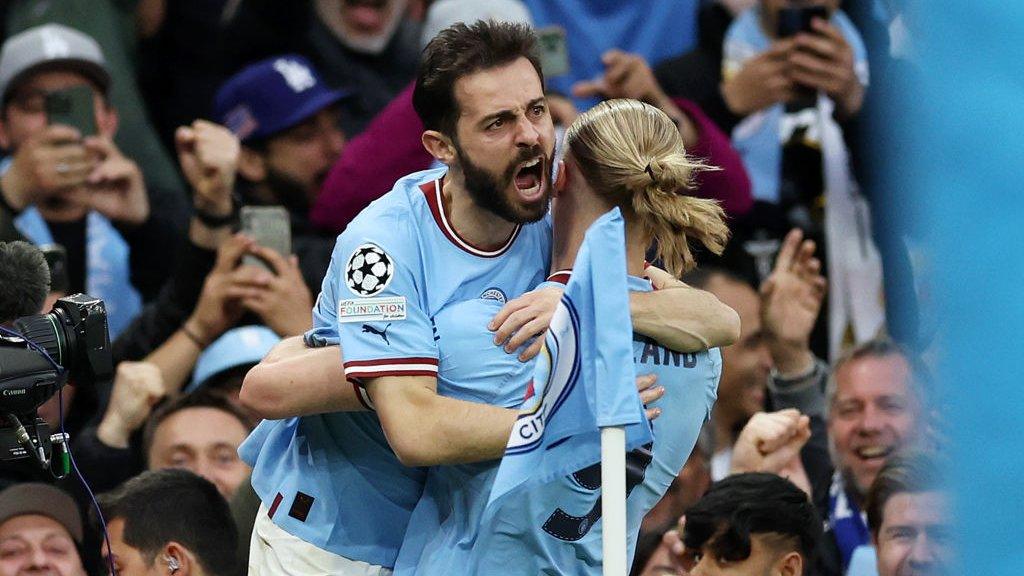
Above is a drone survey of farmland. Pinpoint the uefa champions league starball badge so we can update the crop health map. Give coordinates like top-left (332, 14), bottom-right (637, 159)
top-left (345, 243), bottom-right (395, 297)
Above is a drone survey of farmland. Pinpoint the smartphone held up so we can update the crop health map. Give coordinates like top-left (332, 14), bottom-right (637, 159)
top-left (239, 206), bottom-right (292, 273)
top-left (776, 4), bottom-right (832, 109)
top-left (44, 85), bottom-right (97, 137)
top-left (776, 5), bottom-right (830, 39)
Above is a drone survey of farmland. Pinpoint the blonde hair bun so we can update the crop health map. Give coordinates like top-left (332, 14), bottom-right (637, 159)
top-left (565, 99), bottom-right (730, 276)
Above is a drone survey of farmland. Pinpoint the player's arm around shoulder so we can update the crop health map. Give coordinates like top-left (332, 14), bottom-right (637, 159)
top-left (631, 266), bottom-right (740, 351)
top-left (366, 372), bottom-right (668, 467)
top-left (490, 268), bottom-right (739, 361)
top-left (365, 374), bottom-right (663, 467)
top-left (365, 375), bottom-right (519, 467)
top-left (239, 336), bottom-right (366, 419)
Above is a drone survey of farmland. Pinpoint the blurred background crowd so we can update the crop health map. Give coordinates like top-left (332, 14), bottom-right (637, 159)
top-left (0, 0), bottom-right (944, 575)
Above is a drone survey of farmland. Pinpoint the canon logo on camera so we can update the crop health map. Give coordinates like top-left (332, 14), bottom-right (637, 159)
top-left (1, 389), bottom-right (26, 396)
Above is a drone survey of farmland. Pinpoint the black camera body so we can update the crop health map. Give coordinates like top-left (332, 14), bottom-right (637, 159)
top-left (0, 294), bottom-right (111, 462)
top-left (0, 342), bottom-right (64, 414)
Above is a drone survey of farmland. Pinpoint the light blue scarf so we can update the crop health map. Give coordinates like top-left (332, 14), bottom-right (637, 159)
top-left (14, 205), bottom-right (141, 339)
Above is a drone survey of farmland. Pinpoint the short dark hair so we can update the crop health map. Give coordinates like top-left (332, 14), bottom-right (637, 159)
top-left (866, 450), bottom-right (944, 535)
top-left (413, 20), bottom-right (543, 137)
top-left (143, 388), bottom-right (252, 458)
top-left (96, 469), bottom-right (238, 575)
top-left (0, 241), bottom-right (50, 322)
top-left (683, 473), bottom-right (821, 572)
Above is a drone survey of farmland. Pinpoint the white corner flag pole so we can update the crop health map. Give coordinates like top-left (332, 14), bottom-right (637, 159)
top-left (601, 425), bottom-right (628, 576)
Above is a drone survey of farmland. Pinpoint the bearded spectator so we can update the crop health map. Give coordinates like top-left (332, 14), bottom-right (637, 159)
top-left (220, 0), bottom-right (422, 135)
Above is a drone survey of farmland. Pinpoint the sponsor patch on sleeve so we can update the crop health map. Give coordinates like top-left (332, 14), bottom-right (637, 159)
top-left (345, 243), bottom-right (395, 297)
top-left (338, 296), bottom-right (407, 323)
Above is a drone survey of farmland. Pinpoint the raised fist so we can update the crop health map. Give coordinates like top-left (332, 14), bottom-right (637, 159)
top-left (176, 120), bottom-right (240, 217)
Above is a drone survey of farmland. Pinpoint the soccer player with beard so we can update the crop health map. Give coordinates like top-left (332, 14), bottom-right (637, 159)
top-left (239, 21), bottom-right (739, 575)
top-left (463, 100), bottom-right (731, 575)
top-left (392, 99), bottom-right (729, 575)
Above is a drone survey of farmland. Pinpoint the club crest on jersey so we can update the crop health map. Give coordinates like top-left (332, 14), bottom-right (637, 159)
top-left (480, 287), bottom-right (507, 304)
top-left (345, 243), bottom-right (394, 296)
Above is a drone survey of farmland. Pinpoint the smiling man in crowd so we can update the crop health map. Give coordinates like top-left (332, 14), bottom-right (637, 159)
top-left (145, 390), bottom-right (253, 500)
top-left (823, 339), bottom-right (928, 573)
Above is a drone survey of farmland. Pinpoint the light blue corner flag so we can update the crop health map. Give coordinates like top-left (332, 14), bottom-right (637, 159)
top-left (485, 208), bottom-right (653, 509)
top-left (914, 3), bottom-right (1024, 574)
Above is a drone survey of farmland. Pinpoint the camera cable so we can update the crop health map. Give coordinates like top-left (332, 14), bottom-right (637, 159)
top-left (3, 412), bottom-right (49, 469)
top-left (0, 325), bottom-right (116, 576)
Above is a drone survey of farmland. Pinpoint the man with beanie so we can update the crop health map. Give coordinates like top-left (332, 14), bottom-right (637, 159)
top-left (0, 483), bottom-right (88, 576)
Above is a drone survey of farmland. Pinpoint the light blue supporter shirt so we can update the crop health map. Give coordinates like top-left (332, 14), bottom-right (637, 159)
top-left (397, 275), bottom-right (722, 575)
top-left (239, 167), bottom-right (551, 567)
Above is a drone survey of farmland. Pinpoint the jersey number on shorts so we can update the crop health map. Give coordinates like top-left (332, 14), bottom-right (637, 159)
top-left (541, 443), bottom-right (654, 541)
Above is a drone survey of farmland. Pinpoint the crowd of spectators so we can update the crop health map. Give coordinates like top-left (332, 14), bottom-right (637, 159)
top-left (0, 1), bottom-right (940, 575)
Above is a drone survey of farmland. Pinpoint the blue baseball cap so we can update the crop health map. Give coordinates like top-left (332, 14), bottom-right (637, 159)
top-left (187, 325), bottom-right (281, 393)
top-left (213, 54), bottom-right (350, 142)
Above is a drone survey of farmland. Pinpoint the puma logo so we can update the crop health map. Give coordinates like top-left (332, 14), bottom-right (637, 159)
top-left (361, 323), bottom-right (391, 346)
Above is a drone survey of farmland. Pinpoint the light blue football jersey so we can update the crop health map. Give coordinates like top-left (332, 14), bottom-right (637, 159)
top-left (393, 297), bottom-right (534, 575)
top-left (239, 167), bottom-right (551, 567)
top-left (398, 275), bottom-right (721, 575)
top-left (471, 277), bottom-right (721, 575)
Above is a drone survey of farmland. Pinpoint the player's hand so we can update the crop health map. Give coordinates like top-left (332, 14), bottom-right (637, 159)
top-left (645, 265), bottom-right (687, 290)
top-left (240, 244), bottom-right (314, 337)
top-left (488, 285), bottom-right (563, 362)
top-left (760, 228), bottom-right (826, 376)
top-left (637, 373), bottom-right (664, 421)
top-left (176, 120), bottom-right (239, 217)
top-left (96, 361), bottom-right (165, 449)
top-left (730, 409), bottom-right (811, 480)
top-left (721, 40), bottom-right (796, 116)
top-left (789, 18), bottom-right (864, 117)
top-left (0, 125), bottom-right (93, 210)
top-left (84, 136), bottom-right (149, 225)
